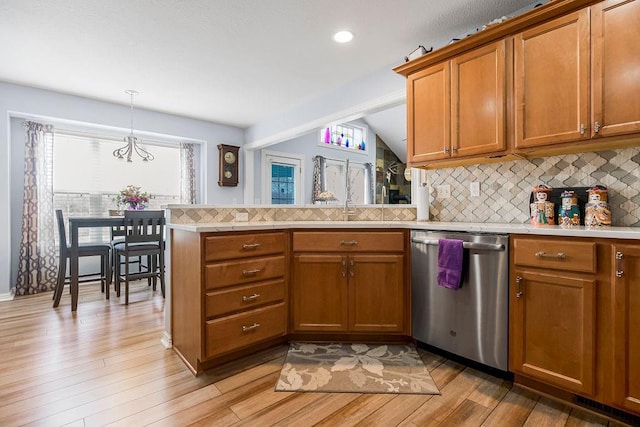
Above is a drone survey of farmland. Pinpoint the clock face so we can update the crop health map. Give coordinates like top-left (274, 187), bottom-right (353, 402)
top-left (224, 151), bottom-right (236, 164)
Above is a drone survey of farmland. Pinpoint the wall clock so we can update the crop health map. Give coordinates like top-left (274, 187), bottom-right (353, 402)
top-left (217, 144), bottom-right (239, 187)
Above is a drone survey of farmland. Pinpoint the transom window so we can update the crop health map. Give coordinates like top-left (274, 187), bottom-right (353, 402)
top-left (319, 123), bottom-right (367, 152)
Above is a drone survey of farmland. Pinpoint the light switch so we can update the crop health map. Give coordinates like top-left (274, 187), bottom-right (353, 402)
top-left (470, 182), bottom-right (480, 197)
top-left (436, 184), bottom-right (451, 199)
top-left (235, 212), bottom-right (249, 222)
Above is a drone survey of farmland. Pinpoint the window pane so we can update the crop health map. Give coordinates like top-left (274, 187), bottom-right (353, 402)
top-left (53, 133), bottom-right (181, 243)
top-left (271, 163), bottom-right (295, 204)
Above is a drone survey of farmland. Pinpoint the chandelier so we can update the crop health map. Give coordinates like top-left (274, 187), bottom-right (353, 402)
top-left (113, 90), bottom-right (154, 162)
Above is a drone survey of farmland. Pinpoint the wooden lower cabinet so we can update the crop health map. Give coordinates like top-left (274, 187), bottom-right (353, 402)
top-left (292, 254), bottom-right (348, 331)
top-left (291, 230), bottom-right (409, 335)
top-left (511, 235), bottom-right (640, 417)
top-left (510, 269), bottom-right (596, 395)
top-left (171, 229), bottom-right (288, 374)
top-left (612, 243), bottom-right (640, 414)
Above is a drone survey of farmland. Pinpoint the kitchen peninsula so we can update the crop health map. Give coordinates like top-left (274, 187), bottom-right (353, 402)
top-left (167, 204), bottom-right (640, 420)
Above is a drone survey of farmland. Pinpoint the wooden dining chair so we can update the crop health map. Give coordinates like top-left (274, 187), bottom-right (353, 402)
top-left (113, 210), bottom-right (166, 305)
top-left (53, 210), bottom-right (112, 307)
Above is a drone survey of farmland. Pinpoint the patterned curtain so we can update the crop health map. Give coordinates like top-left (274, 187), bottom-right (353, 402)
top-left (363, 163), bottom-right (374, 204)
top-left (15, 121), bottom-right (57, 295)
top-left (311, 155), bottom-right (325, 203)
top-left (180, 142), bottom-right (196, 204)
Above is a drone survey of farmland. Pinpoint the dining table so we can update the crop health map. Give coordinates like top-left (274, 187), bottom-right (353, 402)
top-left (67, 216), bottom-right (125, 311)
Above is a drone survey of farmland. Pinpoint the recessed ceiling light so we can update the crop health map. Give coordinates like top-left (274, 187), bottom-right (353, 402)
top-left (333, 30), bottom-right (354, 43)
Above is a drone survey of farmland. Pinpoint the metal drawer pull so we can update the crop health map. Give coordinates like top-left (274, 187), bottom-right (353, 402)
top-left (516, 276), bottom-right (523, 298)
top-left (242, 243), bottom-right (261, 250)
top-left (242, 269), bottom-right (262, 276)
top-left (242, 323), bottom-right (261, 332)
top-left (535, 251), bottom-right (565, 259)
top-left (616, 251), bottom-right (624, 278)
top-left (340, 240), bottom-right (358, 246)
top-left (242, 293), bottom-right (260, 302)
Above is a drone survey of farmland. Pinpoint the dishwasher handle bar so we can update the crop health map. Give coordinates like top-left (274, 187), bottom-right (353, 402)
top-left (411, 238), bottom-right (505, 252)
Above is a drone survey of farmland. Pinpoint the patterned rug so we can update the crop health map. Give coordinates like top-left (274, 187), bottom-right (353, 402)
top-left (275, 342), bottom-right (440, 395)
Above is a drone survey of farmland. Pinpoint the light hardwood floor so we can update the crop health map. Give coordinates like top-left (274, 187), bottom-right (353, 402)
top-left (0, 282), bottom-right (630, 427)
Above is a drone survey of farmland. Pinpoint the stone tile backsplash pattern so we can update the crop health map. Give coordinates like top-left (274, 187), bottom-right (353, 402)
top-left (427, 147), bottom-right (640, 226)
top-left (170, 206), bottom-right (417, 224)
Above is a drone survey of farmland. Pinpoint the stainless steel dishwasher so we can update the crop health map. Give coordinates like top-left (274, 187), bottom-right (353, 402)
top-left (411, 230), bottom-right (509, 371)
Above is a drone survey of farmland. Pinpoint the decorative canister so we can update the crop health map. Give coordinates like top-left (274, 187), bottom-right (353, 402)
top-left (558, 190), bottom-right (580, 226)
top-left (585, 185), bottom-right (611, 226)
top-left (530, 184), bottom-right (555, 225)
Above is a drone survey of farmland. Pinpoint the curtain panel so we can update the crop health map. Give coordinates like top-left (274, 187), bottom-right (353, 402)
top-left (180, 142), bottom-right (196, 204)
top-left (15, 121), bottom-right (57, 295)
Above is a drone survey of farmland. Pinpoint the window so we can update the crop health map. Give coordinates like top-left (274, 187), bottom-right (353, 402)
top-left (53, 133), bottom-right (182, 243)
top-left (262, 151), bottom-right (303, 204)
top-left (319, 123), bottom-right (368, 153)
top-left (312, 156), bottom-right (374, 205)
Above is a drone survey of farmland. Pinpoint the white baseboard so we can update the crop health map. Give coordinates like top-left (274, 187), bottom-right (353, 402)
top-left (0, 290), bottom-right (15, 302)
top-left (160, 331), bottom-right (172, 349)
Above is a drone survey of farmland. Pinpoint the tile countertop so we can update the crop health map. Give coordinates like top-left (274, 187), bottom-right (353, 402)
top-left (168, 221), bottom-right (640, 239)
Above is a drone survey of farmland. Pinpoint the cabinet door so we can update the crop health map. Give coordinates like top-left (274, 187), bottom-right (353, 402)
top-left (407, 62), bottom-right (450, 164)
top-left (592, 0), bottom-right (640, 138)
top-left (514, 10), bottom-right (590, 149)
top-left (348, 254), bottom-right (405, 333)
top-left (612, 244), bottom-right (640, 414)
top-left (510, 270), bottom-right (596, 395)
top-left (292, 254), bottom-right (348, 332)
top-left (451, 40), bottom-right (506, 157)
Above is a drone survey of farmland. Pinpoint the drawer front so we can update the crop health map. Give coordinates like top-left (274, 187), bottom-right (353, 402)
top-left (204, 232), bottom-right (285, 262)
top-left (293, 231), bottom-right (405, 253)
top-left (205, 303), bottom-right (286, 358)
top-left (205, 255), bottom-right (285, 289)
top-left (205, 280), bottom-right (285, 318)
top-left (513, 237), bottom-right (596, 273)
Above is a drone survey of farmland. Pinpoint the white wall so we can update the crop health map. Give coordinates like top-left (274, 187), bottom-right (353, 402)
top-left (1, 81), bottom-right (244, 296)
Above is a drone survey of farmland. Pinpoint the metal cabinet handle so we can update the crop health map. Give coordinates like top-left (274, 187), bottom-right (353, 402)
top-left (616, 251), bottom-right (624, 278)
top-left (444, 147), bottom-right (450, 154)
top-left (594, 121), bottom-right (601, 134)
top-left (580, 123), bottom-right (586, 135)
top-left (242, 243), bottom-right (261, 250)
top-left (242, 269), bottom-right (262, 277)
top-left (451, 147), bottom-right (458, 153)
top-left (535, 251), bottom-right (565, 259)
top-left (340, 240), bottom-right (358, 246)
top-left (341, 258), bottom-right (347, 277)
top-left (516, 276), bottom-right (523, 298)
top-left (242, 293), bottom-right (260, 302)
top-left (241, 323), bottom-right (260, 332)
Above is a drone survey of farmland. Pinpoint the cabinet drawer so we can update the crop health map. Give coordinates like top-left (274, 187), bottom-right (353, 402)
top-left (205, 255), bottom-right (285, 290)
top-left (205, 279), bottom-right (285, 318)
top-left (205, 303), bottom-right (286, 358)
top-left (513, 237), bottom-right (596, 273)
top-left (293, 231), bottom-right (405, 253)
top-left (204, 232), bottom-right (285, 262)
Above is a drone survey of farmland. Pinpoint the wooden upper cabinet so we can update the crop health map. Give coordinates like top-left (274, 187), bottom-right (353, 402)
top-left (591, 0), bottom-right (640, 139)
top-left (452, 40), bottom-right (507, 157)
top-left (514, 9), bottom-right (591, 149)
top-left (407, 61), bottom-right (450, 164)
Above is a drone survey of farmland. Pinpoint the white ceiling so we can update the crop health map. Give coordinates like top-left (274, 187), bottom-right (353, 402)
top-left (0, 0), bottom-right (536, 150)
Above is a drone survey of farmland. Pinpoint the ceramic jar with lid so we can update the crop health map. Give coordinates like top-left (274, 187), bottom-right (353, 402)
top-left (530, 184), bottom-right (555, 225)
top-left (585, 185), bottom-right (611, 226)
top-left (558, 190), bottom-right (580, 226)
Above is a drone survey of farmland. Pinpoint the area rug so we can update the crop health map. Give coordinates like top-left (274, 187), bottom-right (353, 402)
top-left (275, 342), bottom-right (440, 395)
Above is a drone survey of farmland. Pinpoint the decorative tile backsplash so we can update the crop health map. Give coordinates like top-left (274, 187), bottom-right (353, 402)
top-left (427, 147), bottom-right (640, 226)
top-left (169, 205), bottom-right (417, 224)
